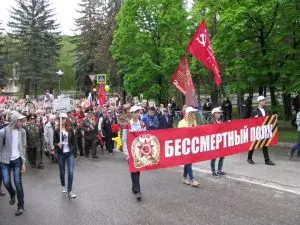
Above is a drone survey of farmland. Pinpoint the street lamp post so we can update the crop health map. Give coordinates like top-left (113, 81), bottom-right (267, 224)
top-left (56, 70), bottom-right (64, 95)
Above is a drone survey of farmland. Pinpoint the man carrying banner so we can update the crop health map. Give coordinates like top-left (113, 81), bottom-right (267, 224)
top-left (178, 106), bottom-right (200, 187)
top-left (122, 105), bottom-right (145, 201)
top-left (247, 96), bottom-right (275, 165)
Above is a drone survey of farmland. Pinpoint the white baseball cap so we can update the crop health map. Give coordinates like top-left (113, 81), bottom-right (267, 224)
top-left (185, 106), bottom-right (197, 114)
top-left (59, 113), bottom-right (68, 118)
top-left (212, 107), bottom-right (223, 115)
top-left (257, 96), bottom-right (265, 102)
top-left (130, 105), bottom-right (142, 113)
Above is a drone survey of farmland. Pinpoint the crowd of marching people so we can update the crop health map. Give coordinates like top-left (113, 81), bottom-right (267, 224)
top-left (1, 94), bottom-right (300, 216)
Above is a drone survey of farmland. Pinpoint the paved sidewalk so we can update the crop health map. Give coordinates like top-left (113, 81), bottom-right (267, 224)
top-left (193, 146), bottom-right (300, 194)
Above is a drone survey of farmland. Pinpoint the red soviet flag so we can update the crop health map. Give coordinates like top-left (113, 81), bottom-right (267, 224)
top-left (170, 56), bottom-right (188, 95)
top-left (187, 21), bottom-right (221, 86)
top-left (184, 60), bottom-right (198, 108)
top-left (98, 83), bottom-right (106, 106)
top-left (171, 56), bottom-right (198, 108)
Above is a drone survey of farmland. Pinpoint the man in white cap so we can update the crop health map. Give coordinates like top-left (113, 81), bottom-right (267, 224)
top-left (247, 96), bottom-right (275, 165)
top-left (0, 111), bottom-right (27, 216)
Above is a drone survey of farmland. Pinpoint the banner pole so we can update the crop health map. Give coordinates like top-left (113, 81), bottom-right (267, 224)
top-left (60, 115), bottom-right (62, 144)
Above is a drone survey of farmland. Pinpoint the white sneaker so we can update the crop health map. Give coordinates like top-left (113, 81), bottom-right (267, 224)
top-left (68, 191), bottom-right (77, 198)
top-left (62, 187), bottom-right (67, 193)
top-left (191, 180), bottom-right (200, 187)
top-left (183, 178), bottom-right (191, 185)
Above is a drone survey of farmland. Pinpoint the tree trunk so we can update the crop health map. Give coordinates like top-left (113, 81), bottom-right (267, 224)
top-left (263, 86), bottom-right (267, 97)
top-left (248, 89), bottom-right (254, 99)
top-left (269, 83), bottom-right (277, 107)
top-left (237, 93), bottom-right (244, 118)
top-left (258, 87), bottom-right (264, 96)
top-left (282, 89), bottom-right (292, 121)
top-left (34, 80), bottom-right (38, 99)
top-left (23, 79), bottom-right (30, 98)
top-left (211, 86), bottom-right (218, 107)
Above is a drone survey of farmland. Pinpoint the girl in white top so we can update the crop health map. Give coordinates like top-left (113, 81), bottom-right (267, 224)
top-left (122, 106), bottom-right (145, 201)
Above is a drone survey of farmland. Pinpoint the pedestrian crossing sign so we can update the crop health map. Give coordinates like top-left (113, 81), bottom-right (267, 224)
top-left (96, 74), bottom-right (107, 84)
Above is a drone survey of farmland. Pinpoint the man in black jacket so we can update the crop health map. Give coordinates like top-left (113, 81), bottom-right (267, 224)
top-left (247, 96), bottom-right (275, 165)
top-left (221, 97), bottom-right (232, 121)
top-left (158, 108), bottom-right (173, 129)
top-left (102, 110), bottom-right (117, 155)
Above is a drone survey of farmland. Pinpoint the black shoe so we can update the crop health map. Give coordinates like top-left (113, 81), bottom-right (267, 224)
top-left (247, 159), bottom-right (255, 164)
top-left (212, 172), bottom-right (220, 178)
top-left (37, 163), bottom-right (45, 169)
top-left (92, 155), bottom-right (98, 159)
top-left (217, 171), bottom-right (226, 176)
top-left (136, 192), bottom-right (142, 201)
top-left (265, 160), bottom-right (275, 166)
top-left (15, 207), bottom-right (24, 216)
top-left (80, 154), bottom-right (84, 156)
top-left (9, 192), bottom-right (16, 205)
top-left (45, 151), bottom-right (50, 157)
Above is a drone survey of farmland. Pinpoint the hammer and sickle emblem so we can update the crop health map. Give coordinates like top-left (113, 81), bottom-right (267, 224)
top-left (196, 33), bottom-right (206, 47)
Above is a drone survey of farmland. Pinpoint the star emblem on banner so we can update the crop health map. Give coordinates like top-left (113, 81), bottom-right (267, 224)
top-left (131, 134), bottom-right (160, 169)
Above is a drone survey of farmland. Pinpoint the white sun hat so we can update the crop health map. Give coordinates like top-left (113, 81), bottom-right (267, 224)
top-left (185, 106), bottom-right (197, 114)
top-left (212, 107), bottom-right (223, 115)
top-left (130, 105), bottom-right (143, 113)
top-left (257, 96), bottom-right (265, 102)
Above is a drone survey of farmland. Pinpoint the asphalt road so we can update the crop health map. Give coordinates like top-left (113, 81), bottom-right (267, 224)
top-left (0, 148), bottom-right (299, 225)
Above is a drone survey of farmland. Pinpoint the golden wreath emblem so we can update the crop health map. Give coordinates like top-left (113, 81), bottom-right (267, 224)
top-left (131, 134), bottom-right (160, 168)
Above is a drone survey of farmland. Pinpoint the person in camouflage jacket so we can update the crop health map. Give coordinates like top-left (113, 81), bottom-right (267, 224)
top-left (24, 114), bottom-right (44, 169)
top-left (83, 112), bottom-right (98, 158)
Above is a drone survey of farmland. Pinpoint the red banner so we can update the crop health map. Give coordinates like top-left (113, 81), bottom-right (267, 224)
top-left (187, 21), bottom-right (221, 86)
top-left (98, 83), bottom-right (106, 106)
top-left (170, 56), bottom-right (189, 95)
top-left (127, 116), bottom-right (278, 172)
top-left (170, 56), bottom-right (197, 108)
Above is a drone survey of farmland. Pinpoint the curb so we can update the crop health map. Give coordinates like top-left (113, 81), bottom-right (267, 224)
top-left (276, 142), bottom-right (294, 148)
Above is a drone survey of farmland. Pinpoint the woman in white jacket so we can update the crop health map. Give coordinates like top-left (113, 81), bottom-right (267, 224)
top-left (122, 105), bottom-right (145, 201)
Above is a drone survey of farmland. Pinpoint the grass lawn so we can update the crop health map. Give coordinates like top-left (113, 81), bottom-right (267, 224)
top-left (278, 130), bottom-right (297, 143)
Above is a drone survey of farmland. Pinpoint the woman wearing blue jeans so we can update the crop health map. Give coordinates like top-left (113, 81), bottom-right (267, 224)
top-left (178, 106), bottom-right (200, 187)
top-left (54, 113), bottom-right (77, 198)
top-left (210, 107), bottom-right (226, 177)
top-left (290, 111), bottom-right (300, 159)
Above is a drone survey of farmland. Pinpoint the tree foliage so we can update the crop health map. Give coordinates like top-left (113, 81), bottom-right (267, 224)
top-left (191, 0), bottom-right (300, 118)
top-left (74, 0), bottom-right (121, 95)
top-left (8, 0), bottom-right (60, 97)
top-left (112, 0), bottom-right (189, 102)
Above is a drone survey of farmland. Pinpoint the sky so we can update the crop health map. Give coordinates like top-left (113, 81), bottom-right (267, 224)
top-left (0, 0), bottom-right (81, 35)
top-left (0, 0), bottom-right (194, 35)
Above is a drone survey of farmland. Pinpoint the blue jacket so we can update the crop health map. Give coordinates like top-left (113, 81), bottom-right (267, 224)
top-left (142, 113), bottom-right (159, 130)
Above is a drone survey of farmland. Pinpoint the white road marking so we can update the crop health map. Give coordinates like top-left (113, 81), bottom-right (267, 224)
top-left (176, 167), bottom-right (300, 196)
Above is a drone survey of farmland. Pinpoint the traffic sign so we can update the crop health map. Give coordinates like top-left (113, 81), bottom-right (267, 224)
top-left (96, 74), bottom-right (107, 84)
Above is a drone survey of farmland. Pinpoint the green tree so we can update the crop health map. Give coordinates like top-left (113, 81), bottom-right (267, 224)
top-left (74, 0), bottom-right (106, 95)
top-left (56, 36), bottom-right (76, 91)
top-left (0, 22), bottom-right (7, 89)
top-left (112, 0), bottom-right (189, 102)
top-left (8, 0), bottom-right (60, 97)
top-left (276, 0), bottom-right (300, 120)
top-left (74, 0), bottom-right (121, 96)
